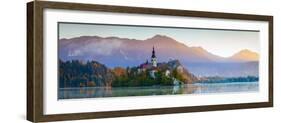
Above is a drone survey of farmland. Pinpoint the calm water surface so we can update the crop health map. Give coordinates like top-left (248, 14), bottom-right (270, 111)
top-left (58, 82), bottom-right (258, 99)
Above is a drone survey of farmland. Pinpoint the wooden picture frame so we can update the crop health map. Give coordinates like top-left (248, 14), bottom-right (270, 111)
top-left (27, 1), bottom-right (273, 122)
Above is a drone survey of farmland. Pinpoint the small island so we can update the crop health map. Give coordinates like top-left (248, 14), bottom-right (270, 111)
top-left (59, 47), bottom-right (198, 88)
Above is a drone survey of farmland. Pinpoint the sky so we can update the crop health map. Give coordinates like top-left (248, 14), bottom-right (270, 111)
top-left (59, 23), bottom-right (260, 57)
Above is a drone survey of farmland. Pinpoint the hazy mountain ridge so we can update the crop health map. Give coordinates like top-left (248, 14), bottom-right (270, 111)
top-left (229, 49), bottom-right (259, 62)
top-left (59, 35), bottom-right (259, 77)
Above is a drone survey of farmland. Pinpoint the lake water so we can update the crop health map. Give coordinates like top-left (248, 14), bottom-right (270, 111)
top-left (58, 82), bottom-right (258, 99)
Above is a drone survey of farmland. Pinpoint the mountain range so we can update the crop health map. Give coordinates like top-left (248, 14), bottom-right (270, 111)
top-left (59, 35), bottom-right (259, 77)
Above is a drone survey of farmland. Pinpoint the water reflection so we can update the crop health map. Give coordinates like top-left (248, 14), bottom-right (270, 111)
top-left (58, 82), bottom-right (258, 99)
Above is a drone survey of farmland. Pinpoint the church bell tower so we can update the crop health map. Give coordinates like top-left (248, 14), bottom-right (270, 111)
top-left (151, 46), bottom-right (157, 67)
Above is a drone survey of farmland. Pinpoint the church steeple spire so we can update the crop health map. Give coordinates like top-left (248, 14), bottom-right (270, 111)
top-left (152, 46), bottom-right (156, 58)
top-left (151, 46), bottom-right (157, 67)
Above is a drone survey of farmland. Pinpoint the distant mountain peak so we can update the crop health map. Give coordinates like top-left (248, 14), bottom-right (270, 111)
top-left (238, 49), bottom-right (256, 54)
top-left (148, 34), bottom-right (175, 41)
top-left (153, 34), bottom-right (169, 38)
top-left (230, 49), bottom-right (259, 62)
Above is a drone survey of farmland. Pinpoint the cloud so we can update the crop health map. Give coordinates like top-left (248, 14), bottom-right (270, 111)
top-left (68, 39), bottom-right (123, 57)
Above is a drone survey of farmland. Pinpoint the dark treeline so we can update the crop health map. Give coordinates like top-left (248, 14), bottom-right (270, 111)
top-left (59, 60), bottom-right (114, 88)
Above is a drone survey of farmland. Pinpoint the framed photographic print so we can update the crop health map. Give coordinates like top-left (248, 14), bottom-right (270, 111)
top-left (27, 1), bottom-right (273, 122)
